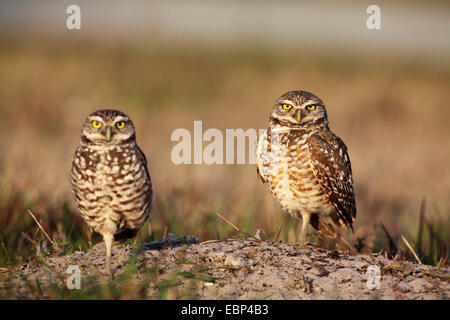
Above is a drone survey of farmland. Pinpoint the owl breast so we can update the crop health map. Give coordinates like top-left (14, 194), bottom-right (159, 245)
top-left (257, 130), bottom-right (334, 219)
top-left (71, 142), bottom-right (152, 235)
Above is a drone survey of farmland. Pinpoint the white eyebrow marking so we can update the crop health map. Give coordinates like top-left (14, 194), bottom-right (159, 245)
top-left (279, 100), bottom-right (295, 105)
top-left (114, 116), bottom-right (129, 124)
top-left (89, 116), bottom-right (104, 122)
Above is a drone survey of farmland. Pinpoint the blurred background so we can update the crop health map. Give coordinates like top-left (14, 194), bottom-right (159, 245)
top-left (0, 0), bottom-right (449, 267)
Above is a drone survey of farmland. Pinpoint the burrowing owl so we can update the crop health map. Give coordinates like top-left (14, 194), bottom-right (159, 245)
top-left (71, 109), bottom-right (153, 276)
top-left (256, 91), bottom-right (356, 246)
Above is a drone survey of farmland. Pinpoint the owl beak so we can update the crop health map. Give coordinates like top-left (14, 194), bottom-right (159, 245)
top-left (105, 126), bottom-right (112, 141)
top-left (296, 110), bottom-right (302, 123)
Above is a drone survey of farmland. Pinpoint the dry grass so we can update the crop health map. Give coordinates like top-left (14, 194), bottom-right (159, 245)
top-left (0, 34), bottom-right (448, 272)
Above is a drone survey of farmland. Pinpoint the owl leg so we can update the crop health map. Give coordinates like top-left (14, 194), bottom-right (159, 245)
top-left (103, 232), bottom-right (114, 278)
top-left (299, 212), bottom-right (311, 248)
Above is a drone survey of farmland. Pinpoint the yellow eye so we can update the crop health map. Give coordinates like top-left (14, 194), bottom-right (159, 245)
top-left (116, 121), bottom-right (125, 129)
top-left (282, 104), bottom-right (293, 110)
top-left (92, 121), bottom-right (102, 129)
top-left (306, 104), bottom-right (316, 111)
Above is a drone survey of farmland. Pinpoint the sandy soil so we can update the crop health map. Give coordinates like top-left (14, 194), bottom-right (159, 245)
top-left (4, 236), bottom-right (449, 300)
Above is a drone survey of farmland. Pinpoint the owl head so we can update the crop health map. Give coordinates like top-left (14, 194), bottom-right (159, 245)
top-left (81, 109), bottom-right (136, 145)
top-left (270, 90), bottom-right (328, 128)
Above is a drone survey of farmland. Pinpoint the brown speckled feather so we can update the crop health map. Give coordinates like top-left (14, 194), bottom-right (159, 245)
top-left (306, 131), bottom-right (356, 230)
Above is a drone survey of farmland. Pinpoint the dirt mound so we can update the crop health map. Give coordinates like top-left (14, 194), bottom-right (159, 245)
top-left (2, 236), bottom-right (449, 299)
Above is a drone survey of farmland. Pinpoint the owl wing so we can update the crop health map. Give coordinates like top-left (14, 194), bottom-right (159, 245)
top-left (307, 131), bottom-right (356, 230)
top-left (136, 144), bottom-right (148, 167)
top-left (256, 130), bottom-right (268, 184)
top-left (70, 146), bottom-right (86, 196)
top-left (135, 144), bottom-right (153, 203)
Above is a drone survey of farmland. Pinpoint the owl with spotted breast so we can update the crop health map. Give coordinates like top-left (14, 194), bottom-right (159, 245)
top-left (256, 91), bottom-right (356, 247)
top-left (71, 109), bottom-right (153, 277)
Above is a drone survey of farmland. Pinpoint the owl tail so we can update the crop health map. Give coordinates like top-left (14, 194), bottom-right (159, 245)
top-left (309, 215), bottom-right (337, 238)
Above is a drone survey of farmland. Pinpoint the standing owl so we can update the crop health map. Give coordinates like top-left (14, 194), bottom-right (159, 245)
top-left (256, 91), bottom-right (356, 247)
top-left (71, 109), bottom-right (153, 277)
